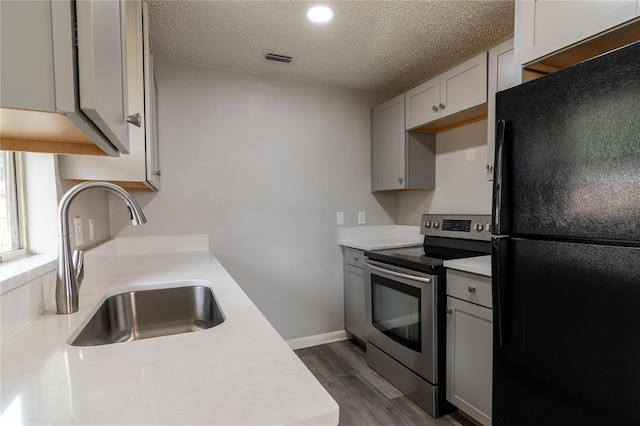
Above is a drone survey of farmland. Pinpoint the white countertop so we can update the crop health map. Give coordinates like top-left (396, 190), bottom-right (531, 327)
top-left (339, 238), bottom-right (423, 251)
top-left (0, 254), bottom-right (56, 296)
top-left (338, 225), bottom-right (423, 250)
top-left (443, 255), bottom-right (492, 277)
top-left (0, 236), bottom-right (338, 425)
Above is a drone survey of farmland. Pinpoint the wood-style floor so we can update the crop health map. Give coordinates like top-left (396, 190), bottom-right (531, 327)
top-left (295, 339), bottom-right (477, 426)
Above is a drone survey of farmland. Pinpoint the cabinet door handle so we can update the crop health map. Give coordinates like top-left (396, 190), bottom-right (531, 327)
top-left (432, 105), bottom-right (439, 112)
top-left (446, 307), bottom-right (454, 314)
top-left (152, 170), bottom-right (162, 177)
top-left (439, 103), bottom-right (445, 110)
top-left (493, 120), bottom-right (507, 234)
top-left (126, 113), bottom-right (142, 127)
top-left (468, 285), bottom-right (476, 293)
top-left (492, 237), bottom-right (510, 346)
top-left (398, 177), bottom-right (403, 184)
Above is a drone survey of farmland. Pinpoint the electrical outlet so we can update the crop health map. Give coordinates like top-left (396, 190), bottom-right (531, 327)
top-left (337, 212), bottom-right (344, 225)
top-left (89, 218), bottom-right (95, 241)
top-left (358, 211), bottom-right (366, 225)
top-left (74, 217), bottom-right (83, 247)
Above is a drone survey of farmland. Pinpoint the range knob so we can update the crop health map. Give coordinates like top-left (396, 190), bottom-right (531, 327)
top-left (432, 221), bottom-right (440, 229)
top-left (424, 220), bottom-right (431, 228)
top-left (475, 222), bottom-right (484, 232)
top-left (486, 222), bottom-right (492, 233)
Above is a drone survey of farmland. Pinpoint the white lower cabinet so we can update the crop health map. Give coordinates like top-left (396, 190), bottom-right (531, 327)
top-left (446, 269), bottom-right (493, 426)
top-left (343, 248), bottom-right (366, 342)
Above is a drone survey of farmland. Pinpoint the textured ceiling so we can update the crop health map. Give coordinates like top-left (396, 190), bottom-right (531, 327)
top-left (147, 0), bottom-right (515, 94)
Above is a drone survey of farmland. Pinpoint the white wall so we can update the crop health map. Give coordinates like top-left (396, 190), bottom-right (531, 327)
top-left (24, 153), bottom-right (59, 254)
top-left (110, 60), bottom-right (394, 340)
top-left (396, 120), bottom-right (492, 224)
top-left (24, 153), bottom-right (112, 255)
top-left (59, 180), bottom-right (112, 251)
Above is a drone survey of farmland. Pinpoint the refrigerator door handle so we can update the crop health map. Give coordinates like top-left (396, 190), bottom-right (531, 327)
top-left (492, 237), bottom-right (509, 347)
top-left (493, 119), bottom-right (507, 234)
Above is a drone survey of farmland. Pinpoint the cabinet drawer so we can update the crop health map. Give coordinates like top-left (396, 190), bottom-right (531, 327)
top-left (446, 269), bottom-right (492, 309)
top-left (343, 248), bottom-right (364, 268)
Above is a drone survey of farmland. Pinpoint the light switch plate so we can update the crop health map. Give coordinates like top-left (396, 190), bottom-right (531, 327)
top-left (337, 212), bottom-right (344, 225)
top-left (89, 218), bottom-right (95, 241)
top-left (358, 211), bottom-right (366, 225)
top-left (74, 217), bottom-right (83, 247)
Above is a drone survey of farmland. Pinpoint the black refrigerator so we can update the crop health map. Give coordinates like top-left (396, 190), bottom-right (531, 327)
top-left (491, 41), bottom-right (640, 425)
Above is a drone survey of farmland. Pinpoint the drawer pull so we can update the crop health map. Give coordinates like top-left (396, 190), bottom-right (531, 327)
top-left (468, 285), bottom-right (476, 293)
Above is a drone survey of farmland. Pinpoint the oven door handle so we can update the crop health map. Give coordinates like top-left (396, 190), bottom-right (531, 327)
top-left (363, 262), bottom-right (432, 283)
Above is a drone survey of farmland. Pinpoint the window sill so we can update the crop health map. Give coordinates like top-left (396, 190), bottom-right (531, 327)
top-left (0, 254), bottom-right (57, 296)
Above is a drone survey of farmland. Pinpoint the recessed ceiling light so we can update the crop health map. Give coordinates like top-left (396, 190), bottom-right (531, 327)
top-left (307, 6), bottom-right (333, 23)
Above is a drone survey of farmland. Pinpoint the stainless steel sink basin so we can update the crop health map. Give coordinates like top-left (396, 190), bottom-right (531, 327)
top-left (71, 284), bottom-right (225, 346)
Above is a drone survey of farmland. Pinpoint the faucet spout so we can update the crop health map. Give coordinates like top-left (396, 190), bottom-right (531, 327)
top-left (56, 182), bottom-right (147, 314)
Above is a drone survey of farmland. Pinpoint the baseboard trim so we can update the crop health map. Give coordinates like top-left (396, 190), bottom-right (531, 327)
top-left (286, 330), bottom-right (350, 350)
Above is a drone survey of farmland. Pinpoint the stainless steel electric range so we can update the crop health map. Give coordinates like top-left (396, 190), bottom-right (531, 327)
top-left (363, 214), bottom-right (491, 418)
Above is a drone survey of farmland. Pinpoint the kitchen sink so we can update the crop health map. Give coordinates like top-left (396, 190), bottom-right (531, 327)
top-left (70, 283), bottom-right (225, 346)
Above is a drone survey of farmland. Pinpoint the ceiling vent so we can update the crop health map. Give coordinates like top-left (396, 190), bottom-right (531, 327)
top-left (262, 50), bottom-right (295, 64)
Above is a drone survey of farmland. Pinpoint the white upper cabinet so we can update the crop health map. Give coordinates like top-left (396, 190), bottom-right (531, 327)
top-left (0, 0), bottom-right (132, 156)
top-left (440, 53), bottom-right (488, 117)
top-left (0, 1), bottom-right (56, 112)
top-left (405, 77), bottom-right (440, 130)
top-left (486, 38), bottom-right (519, 181)
top-left (372, 94), bottom-right (406, 191)
top-left (371, 94), bottom-right (435, 192)
top-left (76, 0), bottom-right (130, 154)
top-left (519, 0), bottom-right (638, 65)
top-left (59, 1), bottom-right (159, 191)
top-left (373, 51), bottom-right (489, 192)
top-left (143, 2), bottom-right (161, 190)
top-left (405, 52), bottom-right (488, 130)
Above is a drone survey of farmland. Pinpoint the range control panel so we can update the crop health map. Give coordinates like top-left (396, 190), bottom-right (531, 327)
top-left (420, 214), bottom-right (492, 241)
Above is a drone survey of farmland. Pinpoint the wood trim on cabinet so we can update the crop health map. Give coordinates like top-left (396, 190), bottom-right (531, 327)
top-left (410, 104), bottom-right (488, 134)
top-left (65, 179), bottom-right (154, 192)
top-left (0, 108), bottom-right (110, 156)
top-left (523, 19), bottom-right (640, 79)
top-left (522, 69), bottom-right (547, 83)
top-left (0, 138), bottom-right (108, 156)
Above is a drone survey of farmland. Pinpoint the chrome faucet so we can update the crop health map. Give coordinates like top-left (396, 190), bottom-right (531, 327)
top-left (56, 181), bottom-right (147, 314)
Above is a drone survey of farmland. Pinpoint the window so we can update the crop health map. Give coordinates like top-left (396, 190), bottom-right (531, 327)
top-left (0, 151), bottom-right (25, 260)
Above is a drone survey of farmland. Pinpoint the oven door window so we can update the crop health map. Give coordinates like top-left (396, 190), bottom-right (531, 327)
top-left (371, 274), bottom-right (422, 353)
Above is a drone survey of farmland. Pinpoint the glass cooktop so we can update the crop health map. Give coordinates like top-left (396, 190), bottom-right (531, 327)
top-left (365, 237), bottom-right (491, 274)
